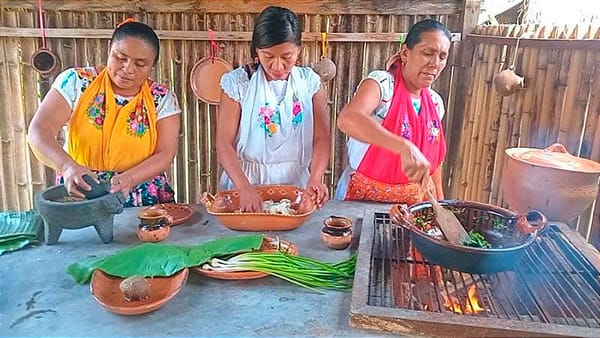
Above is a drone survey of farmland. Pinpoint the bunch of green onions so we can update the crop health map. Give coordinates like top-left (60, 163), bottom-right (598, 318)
top-left (202, 251), bottom-right (357, 293)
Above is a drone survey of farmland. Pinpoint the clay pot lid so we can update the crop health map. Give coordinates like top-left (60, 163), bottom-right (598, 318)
top-left (506, 143), bottom-right (600, 173)
top-left (190, 56), bottom-right (232, 105)
top-left (90, 268), bottom-right (188, 315)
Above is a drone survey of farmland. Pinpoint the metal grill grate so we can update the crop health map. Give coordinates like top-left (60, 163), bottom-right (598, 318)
top-left (350, 209), bottom-right (600, 337)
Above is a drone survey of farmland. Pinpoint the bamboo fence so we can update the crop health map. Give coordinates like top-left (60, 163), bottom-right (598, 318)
top-left (446, 23), bottom-right (600, 247)
top-left (0, 0), bottom-right (466, 211)
top-left (1, 2), bottom-right (599, 247)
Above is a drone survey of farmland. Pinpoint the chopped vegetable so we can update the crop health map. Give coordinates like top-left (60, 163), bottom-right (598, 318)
top-left (462, 231), bottom-right (492, 248)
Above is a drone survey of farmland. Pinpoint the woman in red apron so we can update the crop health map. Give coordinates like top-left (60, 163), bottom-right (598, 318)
top-left (336, 19), bottom-right (452, 206)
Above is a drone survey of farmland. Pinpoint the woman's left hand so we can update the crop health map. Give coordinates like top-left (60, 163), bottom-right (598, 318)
top-left (305, 179), bottom-right (329, 208)
top-left (109, 173), bottom-right (135, 196)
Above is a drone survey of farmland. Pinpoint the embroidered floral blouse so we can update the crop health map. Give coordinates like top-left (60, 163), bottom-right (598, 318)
top-left (52, 67), bottom-right (181, 121)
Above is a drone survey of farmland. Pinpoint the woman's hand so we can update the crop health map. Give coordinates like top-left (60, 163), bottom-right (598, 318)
top-left (109, 173), bottom-right (135, 197)
top-left (398, 139), bottom-right (431, 188)
top-left (60, 163), bottom-right (97, 198)
top-left (305, 178), bottom-right (329, 208)
top-left (238, 185), bottom-right (263, 213)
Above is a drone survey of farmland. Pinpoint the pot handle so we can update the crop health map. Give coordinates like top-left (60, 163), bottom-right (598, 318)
top-left (199, 192), bottom-right (215, 208)
top-left (515, 209), bottom-right (548, 234)
top-left (544, 143), bottom-right (568, 154)
top-left (389, 204), bottom-right (415, 230)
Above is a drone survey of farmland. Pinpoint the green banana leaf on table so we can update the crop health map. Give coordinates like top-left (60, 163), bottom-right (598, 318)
top-left (0, 210), bottom-right (43, 255)
top-left (67, 234), bottom-right (265, 284)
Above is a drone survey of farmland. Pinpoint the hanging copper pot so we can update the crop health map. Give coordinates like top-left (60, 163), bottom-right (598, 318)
top-left (502, 143), bottom-right (600, 222)
top-left (190, 56), bottom-right (232, 105)
top-left (31, 48), bottom-right (61, 78)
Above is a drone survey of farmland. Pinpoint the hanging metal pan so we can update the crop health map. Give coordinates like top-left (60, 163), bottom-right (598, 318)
top-left (190, 56), bottom-right (232, 105)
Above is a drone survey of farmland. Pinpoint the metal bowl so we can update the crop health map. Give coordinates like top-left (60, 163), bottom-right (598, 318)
top-left (389, 200), bottom-right (547, 274)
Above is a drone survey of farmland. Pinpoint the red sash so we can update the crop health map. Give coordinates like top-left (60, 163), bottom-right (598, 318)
top-left (356, 63), bottom-right (446, 184)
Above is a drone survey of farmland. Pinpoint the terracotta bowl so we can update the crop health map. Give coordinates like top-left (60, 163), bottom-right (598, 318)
top-left (192, 236), bottom-right (298, 280)
top-left (90, 268), bottom-right (188, 315)
top-left (144, 203), bottom-right (196, 226)
top-left (199, 185), bottom-right (316, 231)
top-left (320, 216), bottom-right (353, 250)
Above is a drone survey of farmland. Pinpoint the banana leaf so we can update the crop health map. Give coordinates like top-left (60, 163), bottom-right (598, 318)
top-left (0, 210), bottom-right (42, 255)
top-left (67, 234), bottom-right (264, 284)
top-left (186, 234), bottom-right (264, 266)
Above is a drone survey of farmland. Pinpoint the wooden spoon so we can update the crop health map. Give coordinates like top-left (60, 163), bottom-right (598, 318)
top-left (423, 185), bottom-right (469, 245)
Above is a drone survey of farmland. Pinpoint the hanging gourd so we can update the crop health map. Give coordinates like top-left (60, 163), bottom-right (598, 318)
top-left (312, 23), bottom-right (336, 82)
top-left (493, 37), bottom-right (525, 96)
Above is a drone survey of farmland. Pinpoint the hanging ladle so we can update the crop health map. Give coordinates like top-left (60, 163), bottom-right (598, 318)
top-left (31, 0), bottom-right (61, 78)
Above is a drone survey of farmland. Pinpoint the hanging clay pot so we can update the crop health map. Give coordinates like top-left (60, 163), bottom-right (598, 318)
top-left (312, 57), bottom-right (337, 82)
top-left (31, 48), bottom-right (62, 79)
top-left (190, 56), bottom-right (232, 105)
top-left (493, 67), bottom-right (524, 96)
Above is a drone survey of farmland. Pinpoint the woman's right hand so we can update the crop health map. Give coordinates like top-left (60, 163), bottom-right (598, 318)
top-left (60, 162), bottom-right (97, 198)
top-left (397, 139), bottom-right (431, 188)
top-left (238, 185), bottom-right (263, 213)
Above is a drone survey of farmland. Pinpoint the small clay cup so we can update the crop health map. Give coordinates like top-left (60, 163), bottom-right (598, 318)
top-left (137, 208), bottom-right (173, 242)
top-left (320, 215), bottom-right (353, 250)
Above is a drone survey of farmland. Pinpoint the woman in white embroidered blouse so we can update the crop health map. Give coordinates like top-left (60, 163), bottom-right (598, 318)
top-left (216, 6), bottom-right (331, 212)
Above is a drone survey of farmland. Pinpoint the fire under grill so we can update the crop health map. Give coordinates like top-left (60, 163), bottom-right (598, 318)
top-left (350, 208), bottom-right (600, 337)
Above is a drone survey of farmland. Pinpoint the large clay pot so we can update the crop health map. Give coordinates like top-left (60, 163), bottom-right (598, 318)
top-left (502, 143), bottom-right (600, 222)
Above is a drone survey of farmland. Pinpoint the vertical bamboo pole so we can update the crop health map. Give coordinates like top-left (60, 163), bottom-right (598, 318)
top-left (551, 49), bottom-right (572, 145)
top-left (21, 10), bottom-right (46, 204)
top-left (456, 40), bottom-right (486, 199)
top-left (559, 25), bottom-right (586, 154)
top-left (1, 10), bottom-right (19, 210)
top-left (469, 28), bottom-right (499, 202)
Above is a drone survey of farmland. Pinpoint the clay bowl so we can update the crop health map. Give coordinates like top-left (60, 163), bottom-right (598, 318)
top-left (193, 236), bottom-right (298, 280)
top-left (199, 185), bottom-right (316, 231)
top-left (136, 208), bottom-right (173, 243)
top-left (502, 143), bottom-right (600, 222)
top-left (144, 203), bottom-right (196, 226)
top-left (90, 268), bottom-right (188, 315)
top-left (320, 216), bottom-right (353, 250)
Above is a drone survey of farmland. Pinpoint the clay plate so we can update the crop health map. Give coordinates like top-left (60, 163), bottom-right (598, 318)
top-left (199, 184), bottom-right (316, 231)
top-left (190, 56), bottom-right (232, 104)
top-left (192, 237), bottom-right (298, 280)
top-left (90, 268), bottom-right (189, 315)
top-left (144, 203), bottom-right (196, 226)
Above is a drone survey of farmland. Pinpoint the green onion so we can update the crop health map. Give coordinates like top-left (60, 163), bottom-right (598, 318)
top-left (203, 251), bottom-right (357, 293)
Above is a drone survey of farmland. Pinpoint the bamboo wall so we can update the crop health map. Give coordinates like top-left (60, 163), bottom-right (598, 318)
top-left (445, 23), bottom-right (600, 247)
top-left (0, 0), bottom-right (470, 211)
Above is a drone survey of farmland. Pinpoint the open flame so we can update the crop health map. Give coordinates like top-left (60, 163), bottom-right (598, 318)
top-left (443, 285), bottom-right (485, 314)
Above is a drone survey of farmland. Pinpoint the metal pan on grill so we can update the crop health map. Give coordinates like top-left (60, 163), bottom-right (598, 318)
top-left (390, 200), bottom-right (547, 274)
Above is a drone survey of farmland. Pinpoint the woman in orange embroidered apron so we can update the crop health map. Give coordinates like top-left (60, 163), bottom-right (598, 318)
top-left (336, 19), bottom-right (452, 206)
top-left (28, 20), bottom-right (181, 207)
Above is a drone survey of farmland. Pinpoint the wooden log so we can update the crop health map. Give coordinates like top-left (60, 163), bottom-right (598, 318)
top-left (0, 11), bottom-right (19, 210)
top-left (3, 0), bottom-right (464, 16)
top-left (493, 95), bottom-right (514, 207)
top-left (558, 45), bottom-right (586, 154)
top-left (0, 27), bottom-right (463, 43)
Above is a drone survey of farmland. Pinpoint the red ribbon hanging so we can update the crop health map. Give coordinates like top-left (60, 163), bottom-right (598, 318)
top-left (208, 29), bottom-right (221, 62)
top-left (37, 0), bottom-right (47, 49)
